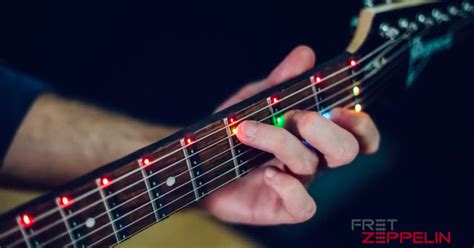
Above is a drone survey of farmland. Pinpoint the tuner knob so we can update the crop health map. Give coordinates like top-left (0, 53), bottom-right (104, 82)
top-left (462, 1), bottom-right (474, 12)
top-left (417, 13), bottom-right (435, 26)
top-left (432, 9), bottom-right (450, 22)
top-left (379, 23), bottom-right (400, 40)
top-left (447, 5), bottom-right (461, 16)
top-left (398, 18), bottom-right (409, 29)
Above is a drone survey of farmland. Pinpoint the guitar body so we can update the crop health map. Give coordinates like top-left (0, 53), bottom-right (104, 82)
top-left (1, 1), bottom-right (473, 247)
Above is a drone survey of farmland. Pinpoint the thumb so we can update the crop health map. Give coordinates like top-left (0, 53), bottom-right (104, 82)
top-left (266, 45), bottom-right (316, 86)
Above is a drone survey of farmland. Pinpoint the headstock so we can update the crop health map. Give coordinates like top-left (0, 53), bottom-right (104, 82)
top-left (347, 1), bottom-right (474, 87)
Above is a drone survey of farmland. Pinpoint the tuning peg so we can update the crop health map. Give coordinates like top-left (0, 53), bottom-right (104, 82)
top-left (462, 1), bottom-right (473, 12)
top-left (416, 13), bottom-right (435, 26)
top-left (447, 5), bottom-right (461, 16)
top-left (379, 23), bottom-right (400, 39)
top-left (432, 9), bottom-right (450, 22)
top-left (363, 0), bottom-right (393, 7)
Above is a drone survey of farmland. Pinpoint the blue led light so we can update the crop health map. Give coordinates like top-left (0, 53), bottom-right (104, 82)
top-left (322, 112), bottom-right (331, 119)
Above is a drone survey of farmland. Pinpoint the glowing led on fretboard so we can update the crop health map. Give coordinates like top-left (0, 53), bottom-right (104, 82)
top-left (310, 75), bottom-right (322, 84)
top-left (139, 156), bottom-right (153, 167)
top-left (184, 137), bottom-right (194, 145)
top-left (270, 96), bottom-right (279, 104)
top-left (322, 112), bottom-right (331, 119)
top-left (354, 103), bottom-right (362, 112)
top-left (99, 177), bottom-right (111, 188)
top-left (349, 59), bottom-right (358, 67)
top-left (19, 214), bottom-right (34, 228)
top-left (59, 196), bottom-right (73, 208)
top-left (231, 127), bottom-right (238, 135)
top-left (352, 86), bottom-right (361, 96)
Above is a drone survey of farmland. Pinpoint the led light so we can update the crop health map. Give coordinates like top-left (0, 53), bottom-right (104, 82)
top-left (273, 115), bottom-right (285, 128)
top-left (349, 59), bottom-right (357, 67)
top-left (140, 156), bottom-right (152, 167)
top-left (231, 127), bottom-right (238, 135)
top-left (271, 97), bottom-right (279, 104)
top-left (100, 177), bottom-right (111, 187)
top-left (59, 196), bottom-right (72, 208)
top-left (354, 103), bottom-right (362, 112)
top-left (185, 137), bottom-right (194, 145)
top-left (229, 117), bottom-right (235, 123)
top-left (352, 86), bottom-right (360, 96)
top-left (310, 75), bottom-right (322, 84)
top-left (322, 112), bottom-right (331, 119)
top-left (20, 214), bottom-right (33, 227)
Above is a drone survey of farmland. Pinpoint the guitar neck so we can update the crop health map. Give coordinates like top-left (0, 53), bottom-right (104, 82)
top-left (0, 50), bottom-right (380, 247)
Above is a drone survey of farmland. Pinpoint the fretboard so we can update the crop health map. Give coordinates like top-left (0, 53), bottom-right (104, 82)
top-left (0, 34), bottom-right (410, 247)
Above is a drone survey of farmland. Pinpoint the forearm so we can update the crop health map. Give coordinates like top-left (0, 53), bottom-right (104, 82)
top-left (1, 94), bottom-right (177, 187)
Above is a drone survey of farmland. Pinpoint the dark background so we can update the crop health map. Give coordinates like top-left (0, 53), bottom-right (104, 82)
top-left (1, 1), bottom-right (473, 247)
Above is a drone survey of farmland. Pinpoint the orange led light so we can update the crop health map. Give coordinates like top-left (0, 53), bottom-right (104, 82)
top-left (231, 127), bottom-right (238, 135)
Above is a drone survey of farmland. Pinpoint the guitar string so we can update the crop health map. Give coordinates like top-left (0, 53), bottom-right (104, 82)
top-left (41, 42), bottom-right (410, 248)
top-left (4, 37), bottom-right (409, 247)
top-left (87, 57), bottom-right (404, 247)
top-left (0, 36), bottom-right (404, 241)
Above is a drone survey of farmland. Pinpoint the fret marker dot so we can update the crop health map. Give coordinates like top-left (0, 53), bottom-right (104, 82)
top-left (85, 218), bottom-right (95, 228)
top-left (166, 177), bottom-right (176, 187)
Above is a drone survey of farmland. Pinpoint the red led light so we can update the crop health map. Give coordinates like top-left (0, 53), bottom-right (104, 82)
top-left (271, 96), bottom-right (279, 104)
top-left (140, 156), bottom-right (152, 167)
top-left (100, 177), bottom-right (111, 187)
top-left (185, 137), bottom-right (194, 145)
top-left (310, 75), bottom-right (322, 84)
top-left (20, 214), bottom-right (33, 227)
top-left (59, 196), bottom-right (72, 208)
top-left (349, 59), bottom-right (357, 67)
top-left (229, 117), bottom-right (235, 123)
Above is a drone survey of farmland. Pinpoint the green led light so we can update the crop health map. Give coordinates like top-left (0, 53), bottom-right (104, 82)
top-left (273, 115), bottom-right (285, 127)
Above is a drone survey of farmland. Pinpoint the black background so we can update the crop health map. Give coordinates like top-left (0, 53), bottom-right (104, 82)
top-left (1, 1), bottom-right (473, 247)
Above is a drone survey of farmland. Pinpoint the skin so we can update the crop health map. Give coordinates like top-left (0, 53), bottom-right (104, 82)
top-left (1, 46), bottom-right (380, 225)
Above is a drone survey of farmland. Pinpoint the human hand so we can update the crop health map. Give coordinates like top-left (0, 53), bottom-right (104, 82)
top-left (200, 46), bottom-right (380, 225)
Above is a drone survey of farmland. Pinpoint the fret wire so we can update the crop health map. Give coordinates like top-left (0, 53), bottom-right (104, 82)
top-left (16, 216), bottom-right (32, 248)
top-left (71, 152), bottom-right (266, 247)
top-left (223, 117), bottom-right (241, 178)
top-left (3, 34), bottom-right (410, 246)
top-left (139, 165), bottom-right (161, 221)
top-left (180, 139), bottom-right (201, 201)
top-left (55, 199), bottom-right (76, 248)
top-left (13, 39), bottom-right (412, 248)
top-left (96, 179), bottom-right (120, 242)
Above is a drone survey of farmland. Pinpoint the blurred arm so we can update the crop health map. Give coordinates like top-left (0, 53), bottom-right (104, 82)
top-left (1, 94), bottom-right (177, 187)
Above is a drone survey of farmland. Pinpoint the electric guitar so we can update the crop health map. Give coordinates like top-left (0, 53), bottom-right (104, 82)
top-left (1, 1), bottom-right (473, 247)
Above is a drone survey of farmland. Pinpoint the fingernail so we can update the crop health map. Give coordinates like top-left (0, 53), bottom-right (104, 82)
top-left (242, 121), bottom-right (257, 140)
top-left (265, 167), bottom-right (277, 178)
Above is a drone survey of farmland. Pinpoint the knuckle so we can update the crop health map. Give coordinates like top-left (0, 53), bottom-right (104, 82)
top-left (335, 134), bottom-right (359, 165)
top-left (303, 154), bottom-right (318, 174)
top-left (353, 112), bottom-right (372, 134)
